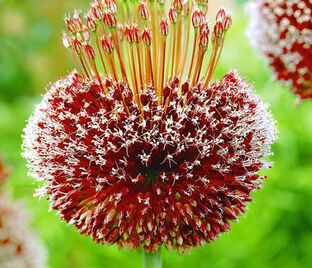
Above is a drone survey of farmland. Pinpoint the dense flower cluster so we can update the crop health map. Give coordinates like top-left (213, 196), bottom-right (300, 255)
top-left (0, 161), bottom-right (46, 268)
top-left (247, 0), bottom-right (312, 99)
top-left (23, 0), bottom-right (277, 254)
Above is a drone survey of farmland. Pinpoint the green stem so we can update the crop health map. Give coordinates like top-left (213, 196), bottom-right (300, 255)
top-left (142, 247), bottom-right (162, 268)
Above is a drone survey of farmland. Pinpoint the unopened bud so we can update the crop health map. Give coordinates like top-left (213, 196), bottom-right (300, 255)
top-left (87, 16), bottom-right (97, 32)
top-left (102, 37), bottom-right (113, 54)
top-left (107, 0), bottom-right (118, 13)
top-left (169, 7), bottom-right (178, 24)
top-left (132, 26), bottom-right (140, 43)
top-left (91, 5), bottom-right (102, 20)
top-left (223, 14), bottom-right (232, 31)
top-left (216, 8), bottom-right (226, 21)
top-left (83, 26), bottom-right (90, 42)
top-left (73, 10), bottom-right (83, 32)
top-left (124, 26), bottom-right (133, 43)
top-left (192, 10), bottom-right (204, 28)
top-left (139, 2), bottom-right (149, 20)
top-left (103, 10), bottom-right (117, 28)
top-left (214, 21), bottom-right (224, 38)
top-left (173, 0), bottom-right (182, 13)
top-left (65, 18), bottom-right (77, 34)
top-left (200, 32), bottom-right (209, 48)
top-left (85, 44), bottom-right (96, 59)
top-left (142, 29), bottom-right (152, 46)
top-left (200, 21), bottom-right (209, 35)
top-left (62, 32), bottom-right (72, 48)
top-left (160, 18), bottom-right (169, 36)
top-left (73, 39), bottom-right (82, 54)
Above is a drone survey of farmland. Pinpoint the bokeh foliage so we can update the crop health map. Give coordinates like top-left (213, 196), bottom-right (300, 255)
top-left (0, 0), bottom-right (312, 267)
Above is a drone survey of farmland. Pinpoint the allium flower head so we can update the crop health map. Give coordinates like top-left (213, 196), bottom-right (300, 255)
top-left (247, 0), bottom-right (312, 99)
top-left (23, 0), bottom-right (277, 254)
top-left (0, 160), bottom-right (46, 268)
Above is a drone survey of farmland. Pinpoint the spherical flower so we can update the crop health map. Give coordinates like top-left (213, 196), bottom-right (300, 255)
top-left (0, 161), bottom-right (46, 268)
top-left (23, 0), bottom-right (277, 255)
top-left (247, 0), bottom-right (312, 99)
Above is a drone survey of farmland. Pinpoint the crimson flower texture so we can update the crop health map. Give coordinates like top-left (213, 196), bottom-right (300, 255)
top-left (23, 0), bottom-right (277, 255)
top-left (247, 0), bottom-right (312, 99)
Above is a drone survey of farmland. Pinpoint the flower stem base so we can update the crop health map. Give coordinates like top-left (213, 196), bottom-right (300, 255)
top-left (142, 248), bottom-right (162, 268)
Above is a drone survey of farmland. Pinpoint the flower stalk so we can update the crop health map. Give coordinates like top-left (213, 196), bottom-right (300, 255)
top-left (142, 248), bottom-right (162, 268)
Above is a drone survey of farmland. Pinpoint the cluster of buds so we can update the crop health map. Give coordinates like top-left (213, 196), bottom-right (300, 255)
top-left (61, 0), bottom-right (232, 96)
top-left (247, 0), bottom-right (312, 99)
top-left (23, 0), bottom-right (277, 255)
top-left (0, 160), bottom-right (46, 268)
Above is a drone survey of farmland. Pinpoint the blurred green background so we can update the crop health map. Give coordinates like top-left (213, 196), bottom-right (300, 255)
top-left (0, 0), bottom-right (312, 267)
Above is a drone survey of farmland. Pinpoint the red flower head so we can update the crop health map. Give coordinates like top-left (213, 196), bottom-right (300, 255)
top-left (23, 0), bottom-right (277, 255)
top-left (0, 160), bottom-right (47, 268)
top-left (247, 0), bottom-right (312, 99)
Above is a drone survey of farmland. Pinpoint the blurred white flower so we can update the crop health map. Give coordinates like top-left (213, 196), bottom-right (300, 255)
top-left (0, 161), bottom-right (47, 268)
